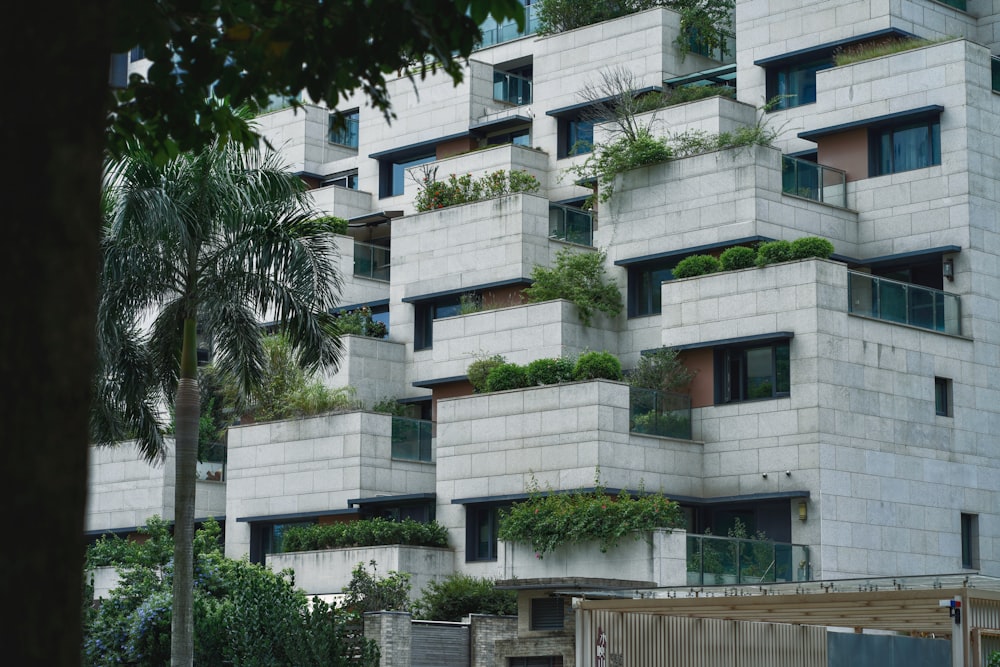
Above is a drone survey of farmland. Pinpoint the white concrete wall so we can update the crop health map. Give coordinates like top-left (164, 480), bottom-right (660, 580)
top-left (224, 412), bottom-right (436, 558)
top-left (319, 335), bottom-right (407, 408)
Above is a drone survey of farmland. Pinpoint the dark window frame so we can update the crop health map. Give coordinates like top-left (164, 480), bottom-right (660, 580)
top-left (557, 116), bottom-right (594, 158)
top-left (328, 109), bottom-right (360, 148)
top-left (961, 512), bottom-right (977, 569)
top-left (869, 117), bottom-right (941, 177)
top-left (714, 341), bottom-right (791, 404)
top-left (529, 597), bottom-right (565, 630)
top-left (935, 377), bottom-right (952, 417)
top-left (414, 296), bottom-right (464, 351)
top-left (465, 502), bottom-right (510, 562)
top-left (379, 153), bottom-right (435, 198)
top-left (766, 58), bottom-right (834, 110)
top-left (627, 261), bottom-right (676, 318)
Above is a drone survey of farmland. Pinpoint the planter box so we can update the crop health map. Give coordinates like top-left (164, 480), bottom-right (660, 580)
top-left (499, 529), bottom-right (687, 587)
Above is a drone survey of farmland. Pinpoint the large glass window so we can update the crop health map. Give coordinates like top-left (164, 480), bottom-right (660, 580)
top-left (380, 153), bottom-right (435, 198)
top-left (466, 503), bottom-right (509, 562)
top-left (414, 297), bottom-right (463, 350)
top-left (870, 118), bottom-right (940, 176)
top-left (328, 109), bottom-right (359, 148)
top-left (628, 262), bottom-right (675, 317)
top-left (767, 59), bottom-right (833, 109)
top-left (322, 171), bottom-right (358, 190)
top-left (558, 118), bottom-right (593, 158)
top-left (716, 342), bottom-right (790, 403)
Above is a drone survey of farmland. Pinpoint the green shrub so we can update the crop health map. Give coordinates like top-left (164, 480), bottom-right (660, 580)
top-left (485, 362), bottom-right (531, 392)
top-left (526, 357), bottom-right (576, 386)
top-left (627, 347), bottom-right (694, 393)
top-left (755, 240), bottom-right (795, 266)
top-left (662, 84), bottom-right (736, 106)
top-left (467, 354), bottom-right (506, 393)
top-left (280, 518), bottom-right (449, 552)
top-left (790, 236), bottom-right (835, 260)
top-left (342, 560), bottom-right (412, 614)
top-left (568, 128), bottom-right (672, 203)
top-left (573, 351), bottom-right (623, 381)
top-left (497, 474), bottom-right (684, 556)
top-left (718, 245), bottom-right (757, 271)
top-left (672, 254), bottom-right (720, 279)
top-left (313, 215), bottom-right (349, 235)
top-left (333, 306), bottom-right (388, 338)
top-left (524, 248), bottom-right (623, 326)
top-left (414, 168), bottom-right (540, 212)
top-left (413, 574), bottom-right (517, 621)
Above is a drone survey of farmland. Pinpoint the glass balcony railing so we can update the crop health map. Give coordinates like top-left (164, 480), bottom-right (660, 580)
top-left (354, 241), bottom-right (390, 282)
top-left (781, 155), bottom-right (847, 208)
top-left (478, 1), bottom-right (538, 47)
top-left (196, 442), bottom-right (226, 482)
top-left (629, 387), bottom-right (692, 440)
top-left (549, 204), bottom-right (593, 246)
top-left (686, 29), bottom-right (736, 64)
top-left (848, 271), bottom-right (961, 335)
top-left (391, 417), bottom-right (433, 462)
top-left (493, 71), bottom-right (533, 105)
top-left (687, 534), bottom-right (811, 585)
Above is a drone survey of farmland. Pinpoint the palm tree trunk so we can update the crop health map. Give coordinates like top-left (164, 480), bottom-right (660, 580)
top-left (171, 320), bottom-right (200, 666)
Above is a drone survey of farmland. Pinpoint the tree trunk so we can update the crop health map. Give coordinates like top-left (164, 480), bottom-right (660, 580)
top-left (1, 3), bottom-right (110, 665)
top-left (170, 319), bottom-right (200, 667)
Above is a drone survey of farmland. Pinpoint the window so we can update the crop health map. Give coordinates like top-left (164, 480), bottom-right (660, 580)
top-left (715, 342), bottom-right (790, 403)
top-left (628, 262), bottom-right (676, 317)
top-left (466, 503), bottom-right (508, 561)
top-left (249, 520), bottom-right (315, 564)
top-left (328, 109), bottom-right (359, 148)
top-left (870, 117), bottom-right (940, 176)
top-left (938, 0), bottom-right (966, 10)
top-left (529, 598), bottom-right (564, 630)
top-left (487, 128), bottom-right (531, 147)
top-left (380, 153), bottom-right (435, 198)
top-left (558, 118), bottom-right (593, 158)
top-left (767, 58), bottom-right (833, 109)
top-left (129, 46), bottom-right (145, 62)
top-left (961, 513), bottom-right (978, 569)
top-left (935, 377), bottom-right (952, 417)
top-left (322, 171), bottom-right (359, 190)
top-left (414, 296), bottom-right (463, 350)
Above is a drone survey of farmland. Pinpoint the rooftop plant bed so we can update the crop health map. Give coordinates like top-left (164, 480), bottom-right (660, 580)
top-left (833, 36), bottom-right (953, 67)
top-left (279, 517), bottom-right (449, 552)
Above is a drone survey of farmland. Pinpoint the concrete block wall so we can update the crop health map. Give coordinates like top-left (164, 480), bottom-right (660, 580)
top-left (434, 380), bottom-right (705, 576)
top-left (331, 234), bottom-right (392, 309)
top-left (470, 614), bottom-right (519, 667)
top-left (318, 335), bottom-right (406, 408)
top-left (309, 186), bottom-right (375, 223)
top-left (224, 411), bottom-right (436, 558)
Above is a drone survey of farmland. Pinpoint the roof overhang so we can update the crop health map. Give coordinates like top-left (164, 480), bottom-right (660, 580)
top-left (348, 210), bottom-right (403, 227)
top-left (615, 237), bottom-right (769, 267)
top-left (470, 113), bottom-right (533, 133)
top-left (347, 493), bottom-right (436, 508)
top-left (236, 508), bottom-right (359, 523)
top-left (753, 28), bottom-right (913, 67)
top-left (412, 375), bottom-right (469, 388)
top-left (799, 105), bottom-right (944, 141)
top-left (546, 87), bottom-right (661, 117)
top-left (452, 488), bottom-right (809, 506)
top-left (664, 331), bottom-right (795, 353)
top-left (664, 64), bottom-right (737, 88)
top-left (368, 131), bottom-right (469, 161)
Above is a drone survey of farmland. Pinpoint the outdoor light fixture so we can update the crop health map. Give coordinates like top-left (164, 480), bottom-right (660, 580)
top-left (798, 501), bottom-right (808, 521)
top-left (943, 258), bottom-right (954, 280)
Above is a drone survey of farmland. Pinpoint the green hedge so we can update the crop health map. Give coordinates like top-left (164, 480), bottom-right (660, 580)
top-left (280, 518), bottom-right (448, 552)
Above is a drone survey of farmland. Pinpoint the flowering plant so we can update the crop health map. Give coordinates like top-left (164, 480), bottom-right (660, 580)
top-left (413, 167), bottom-right (540, 212)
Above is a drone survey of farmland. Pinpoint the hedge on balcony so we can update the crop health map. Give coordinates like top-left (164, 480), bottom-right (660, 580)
top-left (280, 518), bottom-right (449, 552)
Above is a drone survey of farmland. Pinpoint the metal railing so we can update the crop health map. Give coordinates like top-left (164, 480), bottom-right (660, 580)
top-left (354, 241), bottom-right (390, 282)
top-left (687, 534), bottom-right (811, 585)
top-left (493, 71), bottom-right (533, 105)
top-left (549, 204), bottom-right (593, 246)
top-left (848, 271), bottom-right (961, 335)
top-left (629, 387), bottom-right (692, 440)
top-left (391, 417), bottom-right (433, 462)
top-left (478, 2), bottom-right (538, 47)
top-left (781, 155), bottom-right (847, 208)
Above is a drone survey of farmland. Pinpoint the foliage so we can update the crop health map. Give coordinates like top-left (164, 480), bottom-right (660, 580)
top-left (313, 215), bottom-right (349, 235)
top-left (370, 396), bottom-right (411, 416)
top-left (413, 167), bottom-right (540, 212)
top-left (630, 410), bottom-right (691, 438)
top-left (342, 560), bottom-right (412, 614)
top-left (988, 651), bottom-right (1000, 667)
top-left (82, 518), bottom-right (379, 666)
top-left (755, 240), bottom-right (795, 267)
top-left (467, 353), bottom-right (508, 393)
top-left (573, 351), bottom-right (624, 381)
top-left (486, 362), bottom-right (532, 392)
top-left (497, 474), bottom-right (684, 556)
top-left (412, 574), bottom-right (517, 621)
top-left (670, 122), bottom-right (777, 158)
top-left (718, 245), bottom-right (758, 271)
top-left (280, 518), bottom-right (450, 552)
top-left (672, 254), bottom-right (721, 278)
top-left (106, 0), bottom-right (527, 161)
top-left (627, 347), bottom-right (695, 393)
top-left (333, 306), bottom-right (388, 338)
top-left (661, 84), bottom-right (736, 106)
top-left (526, 357), bottom-right (577, 386)
top-left (524, 248), bottom-right (623, 325)
top-left (459, 292), bottom-right (483, 315)
top-left (86, 515), bottom-right (176, 569)
top-left (790, 236), bottom-right (835, 260)
top-left (568, 128), bottom-right (672, 203)
top-left (535, 0), bottom-right (734, 60)
top-left (832, 36), bottom-right (949, 67)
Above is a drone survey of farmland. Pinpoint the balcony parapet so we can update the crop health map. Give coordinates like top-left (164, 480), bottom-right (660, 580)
top-left (847, 271), bottom-right (961, 336)
top-left (686, 534), bottom-right (811, 585)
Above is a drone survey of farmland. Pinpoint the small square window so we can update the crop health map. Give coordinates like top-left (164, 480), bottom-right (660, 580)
top-left (328, 109), bottom-right (359, 148)
top-left (935, 377), bottom-right (952, 417)
top-left (530, 597), bottom-right (564, 630)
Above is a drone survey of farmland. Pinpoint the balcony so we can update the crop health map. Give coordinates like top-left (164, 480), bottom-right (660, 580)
top-left (848, 271), bottom-right (961, 335)
top-left (478, 1), bottom-right (538, 47)
top-left (629, 387), bottom-right (692, 440)
top-left (781, 155), bottom-right (847, 208)
top-left (493, 71), bottom-right (532, 106)
top-left (391, 417), bottom-right (433, 462)
top-left (686, 534), bottom-right (811, 585)
top-left (548, 203), bottom-right (593, 246)
top-left (354, 240), bottom-right (390, 282)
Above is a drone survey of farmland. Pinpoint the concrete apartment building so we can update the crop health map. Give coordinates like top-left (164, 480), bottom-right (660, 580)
top-left (88, 0), bottom-right (1000, 663)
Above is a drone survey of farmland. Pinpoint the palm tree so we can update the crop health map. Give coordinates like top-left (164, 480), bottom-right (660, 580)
top-left (93, 140), bottom-right (343, 666)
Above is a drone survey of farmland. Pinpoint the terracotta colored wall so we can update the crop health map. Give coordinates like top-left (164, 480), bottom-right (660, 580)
top-left (481, 284), bottom-right (527, 309)
top-left (431, 380), bottom-right (475, 421)
top-left (817, 128), bottom-right (868, 182)
top-left (436, 136), bottom-right (478, 160)
top-left (681, 348), bottom-right (715, 408)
